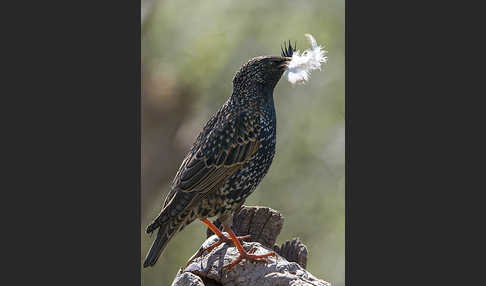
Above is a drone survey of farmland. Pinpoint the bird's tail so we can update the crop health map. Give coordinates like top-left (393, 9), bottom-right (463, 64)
top-left (144, 190), bottom-right (196, 267)
top-left (143, 221), bottom-right (179, 268)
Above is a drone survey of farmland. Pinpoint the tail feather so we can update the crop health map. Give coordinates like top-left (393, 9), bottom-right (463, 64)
top-left (144, 191), bottom-right (196, 267)
top-left (146, 219), bottom-right (159, 234)
top-left (143, 223), bottom-right (172, 268)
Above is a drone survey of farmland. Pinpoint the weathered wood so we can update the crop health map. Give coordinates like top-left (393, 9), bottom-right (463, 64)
top-left (274, 237), bottom-right (308, 270)
top-left (171, 272), bottom-right (205, 286)
top-left (172, 206), bottom-right (330, 286)
top-left (206, 206), bottom-right (284, 249)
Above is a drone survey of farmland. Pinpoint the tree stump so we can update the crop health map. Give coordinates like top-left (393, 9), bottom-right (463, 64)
top-left (171, 206), bottom-right (331, 286)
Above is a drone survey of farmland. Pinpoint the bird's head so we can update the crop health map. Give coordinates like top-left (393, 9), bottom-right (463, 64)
top-left (232, 41), bottom-right (296, 94)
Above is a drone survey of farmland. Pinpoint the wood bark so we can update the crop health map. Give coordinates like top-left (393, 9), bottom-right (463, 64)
top-left (171, 206), bottom-right (331, 286)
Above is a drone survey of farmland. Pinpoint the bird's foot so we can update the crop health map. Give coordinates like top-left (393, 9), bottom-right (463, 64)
top-left (184, 234), bottom-right (251, 268)
top-left (222, 246), bottom-right (277, 270)
top-left (199, 218), bottom-right (251, 253)
top-left (203, 234), bottom-right (251, 254)
top-left (185, 218), bottom-right (252, 268)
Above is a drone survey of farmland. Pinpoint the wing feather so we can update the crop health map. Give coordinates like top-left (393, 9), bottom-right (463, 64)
top-left (149, 109), bottom-right (261, 233)
top-left (173, 110), bottom-right (260, 195)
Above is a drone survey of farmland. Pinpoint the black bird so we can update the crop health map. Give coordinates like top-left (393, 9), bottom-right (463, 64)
top-left (144, 41), bottom-right (296, 268)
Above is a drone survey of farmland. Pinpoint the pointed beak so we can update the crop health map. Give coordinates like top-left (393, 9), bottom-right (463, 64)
top-left (278, 57), bottom-right (292, 70)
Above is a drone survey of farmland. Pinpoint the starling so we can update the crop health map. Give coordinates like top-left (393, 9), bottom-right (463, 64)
top-left (143, 41), bottom-right (296, 268)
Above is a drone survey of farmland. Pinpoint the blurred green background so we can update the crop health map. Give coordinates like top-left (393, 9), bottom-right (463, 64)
top-left (141, 0), bottom-right (344, 285)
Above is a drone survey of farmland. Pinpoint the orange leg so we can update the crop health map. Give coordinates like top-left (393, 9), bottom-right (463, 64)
top-left (221, 223), bottom-right (277, 270)
top-left (200, 219), bottom-right (250, 254)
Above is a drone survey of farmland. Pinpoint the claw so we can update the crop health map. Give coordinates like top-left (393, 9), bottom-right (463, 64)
top-left (185, 219), bottom-right (253, 268)
top-left (219, 222), bottom-right (277, 270)
top-left (185, 234), bottom-right (251, 268)
top-left (203, 234), bottom-right (251, 254)
top-left (223, 250), bottom-right (277, 270)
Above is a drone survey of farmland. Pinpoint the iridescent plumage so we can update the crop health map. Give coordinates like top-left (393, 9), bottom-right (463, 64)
top-left (144, 46), bottom-right (296, 267)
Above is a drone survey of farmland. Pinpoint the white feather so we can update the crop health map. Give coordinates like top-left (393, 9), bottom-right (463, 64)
top-left (286, 34), bottom-right (328, 85)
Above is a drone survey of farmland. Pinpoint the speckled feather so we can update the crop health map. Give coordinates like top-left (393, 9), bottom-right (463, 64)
top-left (144, 47), bottom-right (296, 267)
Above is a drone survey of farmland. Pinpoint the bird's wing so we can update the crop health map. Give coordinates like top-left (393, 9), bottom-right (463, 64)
top-left (178, 111), bottom-right (260, 193)
top-left (161, 111), bottom-right (261, 208)
top-left (145, 110), bottom-right (262, 236)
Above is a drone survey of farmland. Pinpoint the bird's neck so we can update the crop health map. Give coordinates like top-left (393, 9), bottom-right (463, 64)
top-left (230, 84), bottom-right (276, 111)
